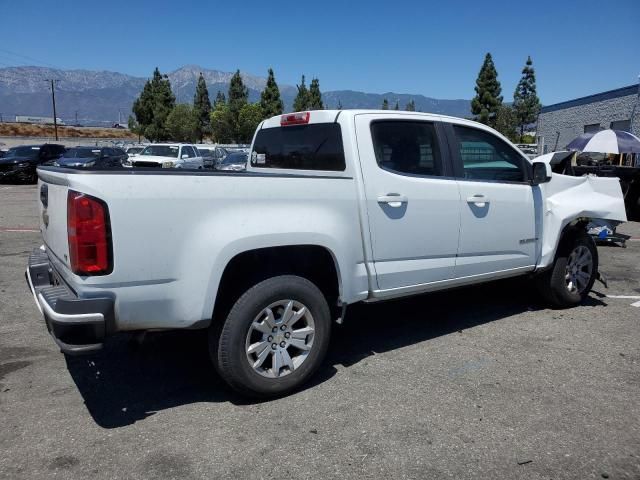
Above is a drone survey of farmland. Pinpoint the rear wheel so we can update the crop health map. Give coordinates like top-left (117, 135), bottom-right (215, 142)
top-left (537, 230), bottom-right (598, 307)
top-left (210, 275), bottom-right (331, 397)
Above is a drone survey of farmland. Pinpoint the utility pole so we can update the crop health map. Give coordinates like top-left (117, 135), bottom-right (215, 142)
top-left (75, 111), bottom-right (78, 126)
top-left (44, 79), bottom-right (59, 140)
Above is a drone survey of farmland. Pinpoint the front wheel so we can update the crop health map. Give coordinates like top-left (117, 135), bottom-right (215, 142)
top-left (210, 275), bottom-right (331, 397)
top-left (536, 230), bottom-right (598, 308)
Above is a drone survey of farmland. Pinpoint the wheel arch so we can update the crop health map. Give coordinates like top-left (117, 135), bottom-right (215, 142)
top-left (211, 244), bottom-right (343, 324)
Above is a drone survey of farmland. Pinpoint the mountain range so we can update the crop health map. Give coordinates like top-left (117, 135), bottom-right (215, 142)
top-left (0, 65), bottom-right (471, 126)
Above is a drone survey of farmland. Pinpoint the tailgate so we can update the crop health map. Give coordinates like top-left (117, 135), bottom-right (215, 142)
top-left (38, 173), bottom-right (70, 267)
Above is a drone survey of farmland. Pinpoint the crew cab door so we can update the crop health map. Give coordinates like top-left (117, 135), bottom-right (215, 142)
top-left (445, 123), bottom-right (537, 277)
top-left (354, 114), bottom-right (461, 291)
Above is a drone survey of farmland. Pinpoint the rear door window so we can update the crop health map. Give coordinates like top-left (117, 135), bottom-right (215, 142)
top-left (370, 121), bottom-right (443, 176)
top-left (251, 123), bottom-right (345, 171)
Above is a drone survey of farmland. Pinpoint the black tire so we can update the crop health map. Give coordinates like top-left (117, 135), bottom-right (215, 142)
top-left (536, 229), bottom-right (598, 308)
top-left (210, 275), bottom-right (331, 398)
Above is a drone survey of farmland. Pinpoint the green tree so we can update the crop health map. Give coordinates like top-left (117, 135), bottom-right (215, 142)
top-left (210, 103), bottom-right (234, 143)
top-left (193, 73), bottom-right (212, 142)
top-left (228, 70), bottom-right (248, 112)
top-left (471, 53), bottom-right (503, 127)
top-left (293, 75), bottom-right (310, 111)
top-left (131, 79), bottom-right (154, 137)
top-left (166, 104), bottom-right (199, 142)
top-left (381, 98), bottom-right (389, 110)
top-left (238, 103), bottom-right (264, 143)
top-left (308, 78), bottom-right (323, 110)
top-left (260, 68), bottom-right (284, 118)
top-left (143, 67), bottom-right (175, 141)
top-left (394, 100), bottom-right (399, 110)
top-left (513, 56), bottom-right (541, 142)
top-left (405, 100), bottom-right (416, 111)
top-left (214, 90), bottom-right (226, 108)
top-left (337, 99), bottom-right (343, 109)
top-left (493, 105), bottom-right (519, 142)
top-left (227, 70), bottom-right (249, 140)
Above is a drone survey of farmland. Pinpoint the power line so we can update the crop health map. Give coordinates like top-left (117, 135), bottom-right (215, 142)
top-left (0, 48), bottom-right (63, 70)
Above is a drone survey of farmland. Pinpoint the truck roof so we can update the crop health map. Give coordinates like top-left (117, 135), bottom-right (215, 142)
top-left (259, 109), bottom-right (483, 129)
top-left (258, 109), bottom-right (513, 147)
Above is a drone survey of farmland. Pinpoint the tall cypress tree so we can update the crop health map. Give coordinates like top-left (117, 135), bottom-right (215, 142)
top-left (513, 56), bottom-right (541, 141)
top-left (405, 100), bottom-right (415, 111)
top-left (193, 73), bottom-right (212, 142)
top-left (394, 100), bottom-right (400, 110)
top-left (381, 98), bottom-right (389, 110)
top-left (308, 78), bottom-right (324, 110)
top-left (227, 70), bottom-right (249, 139)
top-left (132, 79), bottom-right (154, 137)
top-left (293, 75), bottom-right (310, 111)
top-left (143, 67), bottom-right (175, 142)
top-left (260, 68), bottom-right (284, 118)
top-left (471, 53), bottom-right (503, 127)
top-left (337, 99), bottom-right (343, 109)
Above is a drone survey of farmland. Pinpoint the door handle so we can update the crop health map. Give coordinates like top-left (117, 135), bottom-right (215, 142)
top-left (466, 194), bottom-right (489, 207)
top-left (377, 194), bottom-right (408, 208)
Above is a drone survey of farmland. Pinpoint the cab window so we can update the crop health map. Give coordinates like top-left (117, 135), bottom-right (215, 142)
top-left (371, 121), bottom-right (443, 176)
top-left (453, 125), bottom-right (526, 182)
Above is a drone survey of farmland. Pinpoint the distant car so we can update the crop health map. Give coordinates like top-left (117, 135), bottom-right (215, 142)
top-left (0, 144), bottom-right (66, 183)
top-left (132, 144), bottom-right (204, 169)
top-left (198, 146), bottom-right (229, 169)
top-left (216, 151), bottom-right (247, 171)
top-left (56, 146), bottom-right (127, 169)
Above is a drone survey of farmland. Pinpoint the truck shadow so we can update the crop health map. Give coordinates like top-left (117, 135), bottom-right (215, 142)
top-left (64, 277), bottom-right (606, 428)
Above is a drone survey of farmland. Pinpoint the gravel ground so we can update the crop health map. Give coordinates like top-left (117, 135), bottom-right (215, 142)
top-left (1, 183), bottom-right (639, 480)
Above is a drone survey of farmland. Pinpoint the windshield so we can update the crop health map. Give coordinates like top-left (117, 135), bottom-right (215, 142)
top-left (127, 147), bottom-right (143, 154)
top-left (223, 152), bottom-right (248, 165)
top-left (140, 145), bottom-right (179, 158)
top-left (63, 148), bottom-right (101, 159)
top-left (5, 146), bottom-right (40, 159)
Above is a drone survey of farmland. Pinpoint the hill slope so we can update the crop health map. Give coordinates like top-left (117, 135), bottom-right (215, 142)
top-left (0, 65), bottom-right (471, 125)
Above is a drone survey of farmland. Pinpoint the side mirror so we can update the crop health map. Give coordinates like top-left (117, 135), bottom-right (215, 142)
top-left (181, 154), bottom-right (188, 159)
top-left (531, 162), bottom-right (551, 185)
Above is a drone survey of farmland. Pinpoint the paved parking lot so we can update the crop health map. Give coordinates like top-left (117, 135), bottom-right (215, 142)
top-left (1, 183), bottom-right (639, 479)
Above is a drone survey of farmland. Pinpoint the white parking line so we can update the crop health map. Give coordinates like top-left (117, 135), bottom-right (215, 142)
top-left (632, 301), bottom-right (640, 308)
top-left (606, 295), bottom-right (640, 299)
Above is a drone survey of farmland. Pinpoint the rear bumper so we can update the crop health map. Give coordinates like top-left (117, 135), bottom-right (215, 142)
top-left (26, 247), bottom-right (115, 355)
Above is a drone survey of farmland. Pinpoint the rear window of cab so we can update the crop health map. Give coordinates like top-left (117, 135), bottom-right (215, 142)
top-left (251, 123), bottom-right (345, 171)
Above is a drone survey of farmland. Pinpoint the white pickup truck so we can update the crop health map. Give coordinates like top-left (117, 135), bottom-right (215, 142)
top-left (27, 110), bottom-right (626, 397)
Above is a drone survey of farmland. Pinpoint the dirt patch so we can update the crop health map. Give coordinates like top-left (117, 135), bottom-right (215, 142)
top-left (0, 123), bottom-right (137, 140)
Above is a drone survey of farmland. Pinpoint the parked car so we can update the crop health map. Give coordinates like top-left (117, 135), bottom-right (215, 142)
top-left (197, 145), bottom-right (228, 169)
top-left (56, 146), bottom-right (127, 168)
top-left (0, 144), bottom-right (65, 183)
top-left (27, 110), bottom-right (626, 397)
top-left (215, 151), bottom-right (247, 171)
top-left (131, 143), bottom-right (203, 169)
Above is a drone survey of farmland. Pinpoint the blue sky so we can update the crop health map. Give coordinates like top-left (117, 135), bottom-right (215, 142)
top-left (0, 0), bottom-right (638, 104)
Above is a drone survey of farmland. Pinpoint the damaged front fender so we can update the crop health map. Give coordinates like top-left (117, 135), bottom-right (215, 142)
top-left (534, 152), bottom-right (627, 269)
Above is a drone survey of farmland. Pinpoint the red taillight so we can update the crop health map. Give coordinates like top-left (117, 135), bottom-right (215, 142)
top-left (67, 190), bottom-right (111, 275)
top-left (280, 111), bottom-right (310, 126)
